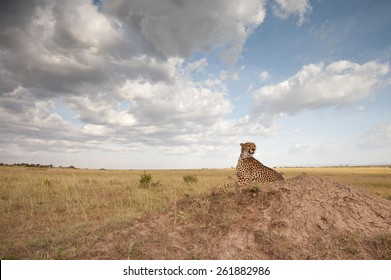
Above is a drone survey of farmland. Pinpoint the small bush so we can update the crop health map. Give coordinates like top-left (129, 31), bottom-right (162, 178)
top-left (139, 171), bottom-right (152, 188)
top-left (183, 175), bottom-right (198, 184)
top-left (139, 171), bottom-right (161, 188)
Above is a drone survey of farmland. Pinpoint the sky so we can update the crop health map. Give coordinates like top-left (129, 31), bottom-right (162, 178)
top-left (0, 0), bottom-right (390, 169)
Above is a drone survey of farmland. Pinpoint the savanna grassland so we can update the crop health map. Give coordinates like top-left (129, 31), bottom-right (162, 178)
top-left (0, 166), bottom-right (390, 259)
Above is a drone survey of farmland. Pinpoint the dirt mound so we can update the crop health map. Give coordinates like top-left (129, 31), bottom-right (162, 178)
top-left (81, 175), bottom-right (391, 259)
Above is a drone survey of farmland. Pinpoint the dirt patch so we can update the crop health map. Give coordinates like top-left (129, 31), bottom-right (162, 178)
top-left (76, 175), bottom-right (391, 259)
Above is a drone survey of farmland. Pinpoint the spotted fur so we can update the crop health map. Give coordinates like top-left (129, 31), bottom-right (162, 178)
top-left (236, 142), bottom-right (284, 186)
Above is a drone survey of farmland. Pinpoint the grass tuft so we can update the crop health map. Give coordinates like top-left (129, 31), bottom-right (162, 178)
top-left (183, 175), bottom-right (198, 184)
top-left (366, 233), bottom-right (391, 259)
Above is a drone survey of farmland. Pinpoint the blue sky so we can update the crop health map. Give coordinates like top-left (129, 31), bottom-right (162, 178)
top-left (0, 0), bottom-right (390, 169)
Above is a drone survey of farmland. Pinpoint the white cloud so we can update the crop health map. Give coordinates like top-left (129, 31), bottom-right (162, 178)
top-left (358, 122), bottom-right (391, 149)
top-left (81, 124), bottom-right (112, 137)
top-left (204, 78), bottom-right (226, 91)
top-left (30, 58), bottom-right (234, 148)
top-left (119, 60), bottom-right (233, 130)
top-left (211, 114), bottom-right (278, 139)
top-left (259, 70), bottom-right (270, 82)
top-left (186, 58), bottom-right (208, 72)
top-left (220, 70), bottom-right (240, 81)
top-left (0, 87), bottom-right (72, 137)
top-left (66, 92), bottom-right (138, 128)
top-left (251, 60), bottom-right (389, 117)
top-left (272, 0), bottom-right (312, 26)
top-left (289, 143), bottom-right (316, 154)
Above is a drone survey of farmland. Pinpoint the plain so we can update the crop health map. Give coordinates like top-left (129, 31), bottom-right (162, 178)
top-left (0, 166), bottom-right (390, 259)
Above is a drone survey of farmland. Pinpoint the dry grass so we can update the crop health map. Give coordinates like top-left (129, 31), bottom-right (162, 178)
top-left (0, 166), bottom-right (390, 259)
top-left (0, 167), bottom-right (233, 259)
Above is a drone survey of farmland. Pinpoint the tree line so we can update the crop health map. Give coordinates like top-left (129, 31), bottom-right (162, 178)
top-left (0, 163), bottom-right (76, 169)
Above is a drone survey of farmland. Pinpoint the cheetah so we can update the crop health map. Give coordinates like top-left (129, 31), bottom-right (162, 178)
top-left (236, 142), bottom-right (284, 186)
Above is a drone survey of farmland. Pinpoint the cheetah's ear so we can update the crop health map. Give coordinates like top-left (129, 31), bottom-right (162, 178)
top-left (240, 143), bottom-right (244, 147)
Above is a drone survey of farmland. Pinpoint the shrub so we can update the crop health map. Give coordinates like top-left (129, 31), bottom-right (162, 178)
top-left (139, 171), bottom-right (161, 188)
top-left (139, 171), bottom-right (152, 188)
top-left (183, 175), bottom-right (198, 184)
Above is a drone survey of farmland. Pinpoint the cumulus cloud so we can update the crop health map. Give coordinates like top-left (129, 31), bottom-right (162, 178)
top-left (0, 0), bottom-right (266, 103)
top-left (0, 56), bottom-right (238, 159)
top-left (101, 0), bottom-right (266, 65)
top-left (272, 0), bottom-right (312, 26)
top-left (1, 0), bottom-right (126, 95)
top-left (118, 60), bottom-right (233, 130)
top-left (2, 0), bottom-right (388, 168)
top-left (248, 60), bottom-right (390, 134)
top-left (2, 0), bottom-right (264, 158)
top-left (251, 60), bottom-right (389, 117)
top-left (0, 87), bottom-right (71, 138)
top-left (1, 0), bottom-right (207, 99)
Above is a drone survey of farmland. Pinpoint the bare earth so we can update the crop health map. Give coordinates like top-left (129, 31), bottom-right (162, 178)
top-left (77, 175), bottom-right (391, 259)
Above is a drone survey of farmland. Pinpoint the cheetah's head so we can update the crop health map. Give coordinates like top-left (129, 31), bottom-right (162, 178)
top-left (240, 142), bottom-right (256, 159)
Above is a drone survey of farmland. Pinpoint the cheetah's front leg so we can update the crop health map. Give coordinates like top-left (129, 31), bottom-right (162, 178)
top-left (237, 176), bottom-right (250, 187)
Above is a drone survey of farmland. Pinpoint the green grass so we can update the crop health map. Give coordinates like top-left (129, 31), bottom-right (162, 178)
top-left (0, 166), bottom-right (390, 259)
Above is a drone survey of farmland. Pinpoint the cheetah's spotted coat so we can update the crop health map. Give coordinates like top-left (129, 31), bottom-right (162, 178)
top-left (236, 142), bottom-right (284, 186)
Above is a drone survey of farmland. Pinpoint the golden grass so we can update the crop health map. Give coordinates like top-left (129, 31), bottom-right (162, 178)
top-left (0, 167), bottom-right (234, 259)
top-left (0, 166), bottom-right (390, 259)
